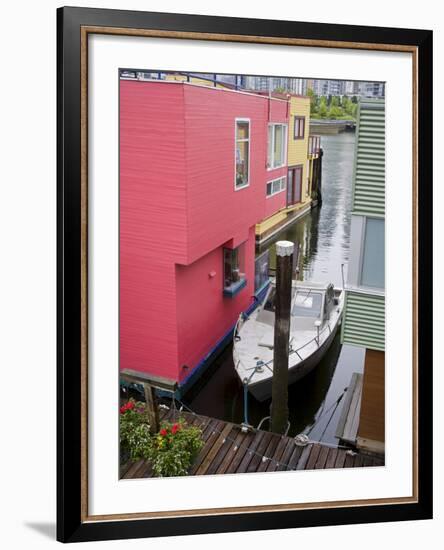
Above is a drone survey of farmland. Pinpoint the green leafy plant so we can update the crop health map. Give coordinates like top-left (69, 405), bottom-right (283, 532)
top-left (148, 419), bottom-right (204, 477)
top-left (119, 398), bottom-right (152, 462)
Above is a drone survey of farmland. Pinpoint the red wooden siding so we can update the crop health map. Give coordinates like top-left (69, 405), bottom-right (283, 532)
top-left (183, 86), bottom-right (288, 263)
top-left (176, 227), bottom-right (256, 379)
top-left (120, 80), bottom-right (290, 384)
top-left (120, 81), bottom-right (187, 381)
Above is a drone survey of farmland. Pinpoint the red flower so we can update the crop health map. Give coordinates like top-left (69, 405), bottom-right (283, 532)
top-left (119, 401), bottom-right (135, 414)
top-left (171, 423), bottom-right (181, 434)
top-left (159, 428), bottom-right (168, 437)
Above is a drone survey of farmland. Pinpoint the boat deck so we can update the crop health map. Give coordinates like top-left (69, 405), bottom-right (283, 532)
top-left (120, 407), bottom-right (383, 479)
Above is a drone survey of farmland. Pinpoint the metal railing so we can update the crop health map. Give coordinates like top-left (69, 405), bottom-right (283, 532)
top-left (238, 319), bottom-right (334, 376)
top-left (308, 135), bottom-right (321, 155)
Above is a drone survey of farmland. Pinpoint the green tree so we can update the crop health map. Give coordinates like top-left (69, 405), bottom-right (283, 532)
top-left (307, 87), bottom-right (318, 113)
top-left (328, 105), bottom-right (342, 119)
top-left (344, 97), bottom-right (354, 116)
top-left (318, 98), bottom-right (328, 118)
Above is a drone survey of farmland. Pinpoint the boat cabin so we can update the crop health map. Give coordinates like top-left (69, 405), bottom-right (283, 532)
top-left (258, 280), bottom-right (338, 331)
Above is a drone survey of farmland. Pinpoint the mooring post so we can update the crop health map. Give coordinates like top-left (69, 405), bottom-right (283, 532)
top-left (143, 383), bottom-right (160, 434)
top-left (271, 240), bottom-right (294, 434)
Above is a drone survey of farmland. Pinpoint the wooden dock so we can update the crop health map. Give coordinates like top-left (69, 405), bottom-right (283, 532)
top-left (121, 407), bottom-right (383, 479)
top-left (335, 372), bottom-right (363, 445)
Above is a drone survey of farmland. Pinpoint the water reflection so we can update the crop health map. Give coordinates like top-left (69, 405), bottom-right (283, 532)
top-left (259, 132), bottom-right (355, 286)
top-left (186, 132), bottom-right (364, 445)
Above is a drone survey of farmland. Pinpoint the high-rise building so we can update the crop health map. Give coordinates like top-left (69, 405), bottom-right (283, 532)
top-left (345, 80), bottom-right (361, 96)
top-left (358, 82), bottom-right (385, 98)
top-left (311, 79), bottom-right (346, 96)
top-left (243, 76), bottom-right (307, 95)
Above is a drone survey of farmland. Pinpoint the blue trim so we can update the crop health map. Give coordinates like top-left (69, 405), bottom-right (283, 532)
top-left (254, 280), bottom-right (270, 302)
top-left (177, 294), bottom-right (263, 397)
top-left (223, 278), bottom-right (247, 297)
top-left (120, 282), bottom-right (269, 401)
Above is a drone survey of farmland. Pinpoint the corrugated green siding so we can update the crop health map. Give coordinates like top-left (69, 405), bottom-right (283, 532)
top-left (341, 291), bottom-right (385, 351)
top-left (353, 100), bottom-right (385, 217)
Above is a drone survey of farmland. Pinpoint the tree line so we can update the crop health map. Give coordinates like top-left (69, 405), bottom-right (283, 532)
top-left (307, 89), bottom-right (358, 120)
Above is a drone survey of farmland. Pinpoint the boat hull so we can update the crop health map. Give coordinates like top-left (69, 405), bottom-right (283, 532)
top-left (247, 318), bottom-right (341, 402)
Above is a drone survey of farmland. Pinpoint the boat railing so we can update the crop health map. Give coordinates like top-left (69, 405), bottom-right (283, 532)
top-left (290, 322), bottom-right (331, 357)
top-left (248, 320), bottom-right (333, 371)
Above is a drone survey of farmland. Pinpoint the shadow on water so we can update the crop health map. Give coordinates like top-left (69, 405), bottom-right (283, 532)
top-left (185, 332), bottom-right (341, 437)
top-left (186, 132), bottom-right (365, 446)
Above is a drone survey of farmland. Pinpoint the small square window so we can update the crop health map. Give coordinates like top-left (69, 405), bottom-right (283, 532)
top-left (266, 176), bottom-right (286, 197)
top-left (223, 245), bottom-right (247, 297)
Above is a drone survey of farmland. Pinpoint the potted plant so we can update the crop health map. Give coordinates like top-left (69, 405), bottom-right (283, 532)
top-left (148, 419), bottom-right (204, 477)
top-left (119, 398), bottom-right (152, 463)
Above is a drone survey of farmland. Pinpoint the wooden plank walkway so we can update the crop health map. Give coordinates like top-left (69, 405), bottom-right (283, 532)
top-left (335, 372), bottom-right (363, 445)
top-left (121, 407), bottom-right (384, 479)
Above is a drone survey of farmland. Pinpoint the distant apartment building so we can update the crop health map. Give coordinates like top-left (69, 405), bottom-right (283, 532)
top-left (307, 79), bottom-right (384, 99)
top-left (288, 78), bottom-right (307, 95)
top-left (311, 79), bottom-right (346, 96)
top-left (341, 98), bottom-right (385, 455)
top-left (345, 80), bottom-right (361, 96)
top-left (244, 76), bottom-right (307, 95)
top-left (120, 79), bottom-right (292, 393)
top-left (359, 81), bottom-right (385, 98)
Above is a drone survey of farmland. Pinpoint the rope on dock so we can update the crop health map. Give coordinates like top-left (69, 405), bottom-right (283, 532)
top-left (173, 398), bottom-right (297, 469)
top-left (167, 397), bottom-right (356, 469)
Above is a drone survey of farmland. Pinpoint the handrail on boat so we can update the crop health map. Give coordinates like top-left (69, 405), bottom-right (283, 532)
top-left (250, 318), bottom-right (336, 372)
top-left (234, 287), bottom-right (343, 382)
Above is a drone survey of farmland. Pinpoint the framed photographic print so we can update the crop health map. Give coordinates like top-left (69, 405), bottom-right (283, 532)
top-left (57, 6), bottom-right (433, 543)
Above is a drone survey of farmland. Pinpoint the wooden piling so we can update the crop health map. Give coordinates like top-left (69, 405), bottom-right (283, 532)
top-left (271, 240), bottom-right (294, 434)
top-left (120, 369), bottom-right (177, 435)
top-left (143, 383), bottom-right (160, 434)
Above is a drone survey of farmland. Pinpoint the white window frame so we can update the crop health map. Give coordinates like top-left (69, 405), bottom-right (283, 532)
top-left (293, 115), bottom-right (306, 140)
top-left (234, 118), bottom-right (251, 191)
top-left (267, 123), bottom-right (288, 171)
top-left (359, 216), bottom-right (385, 290)
top-left (347, 214), bottom-right (385, 294)
top-left (266, 176), bottom-right (287, 198)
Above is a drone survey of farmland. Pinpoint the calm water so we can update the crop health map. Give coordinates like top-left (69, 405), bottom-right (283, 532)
top-left (185, 132), bottom-right (364, 445)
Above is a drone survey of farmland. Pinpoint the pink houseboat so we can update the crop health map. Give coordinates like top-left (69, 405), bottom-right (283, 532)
top-left (120, 79), bottom-right (289, 394)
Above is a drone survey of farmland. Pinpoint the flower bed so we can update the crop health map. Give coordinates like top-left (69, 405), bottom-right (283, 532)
top-left (119, 398), bottom-right (204, 477)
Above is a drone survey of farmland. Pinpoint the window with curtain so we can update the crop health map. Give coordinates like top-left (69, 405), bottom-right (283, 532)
top-left (294, 116), bottom-right (305, 139)
top-left (235, 120), bottom-right (250, 189)
top-left (266, 176), bottom-right (287, 197)
top-left (223, 244), bottom-right (247, 297)
top-left (267, 123), bottom-right (287, 169)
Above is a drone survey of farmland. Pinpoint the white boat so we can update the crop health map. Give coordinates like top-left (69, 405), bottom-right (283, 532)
top-left (233, 279), bottom-right (344, 402)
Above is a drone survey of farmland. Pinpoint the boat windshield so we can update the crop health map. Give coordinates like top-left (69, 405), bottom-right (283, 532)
top-left (263, 287), bottom-right (297, 312)
top-left (292, 291), bottom-right (323, 318)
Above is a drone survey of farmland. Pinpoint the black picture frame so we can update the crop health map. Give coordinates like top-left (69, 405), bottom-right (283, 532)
top-left (57, 6), bottom-right (433, 543)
